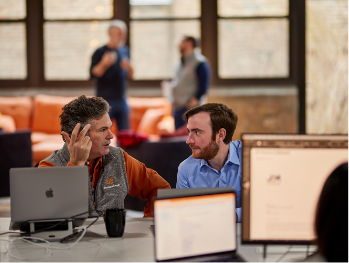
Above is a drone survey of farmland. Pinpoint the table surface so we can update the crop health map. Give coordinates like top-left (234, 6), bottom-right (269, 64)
top-left (0, 217), bottom-right (316, 262)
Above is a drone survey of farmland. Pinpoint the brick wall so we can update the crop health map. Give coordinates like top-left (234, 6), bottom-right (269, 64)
top-left (206, 88), bottom-right (298, 141)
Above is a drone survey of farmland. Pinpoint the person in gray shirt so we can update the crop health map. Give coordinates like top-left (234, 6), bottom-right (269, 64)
top-left (162, 36), bottom-right (211, 129)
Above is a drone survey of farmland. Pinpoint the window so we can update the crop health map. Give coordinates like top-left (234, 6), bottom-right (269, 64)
top-left (129, 0), bottom-right (201, 79)
top-left (126, 0), bottom-right (297, 85)
top-left (43, 0), bottom-right (113, 80)
top-left (218, 18), bottom-right (289, 79)
top-left (0, 0), bottom-right (27, 79)
top-left (217, 0), bottom-right (289, 79)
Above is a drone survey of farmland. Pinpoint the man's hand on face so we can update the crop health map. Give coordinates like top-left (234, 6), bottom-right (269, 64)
top-left (61, 123), bottom-right (92, 166)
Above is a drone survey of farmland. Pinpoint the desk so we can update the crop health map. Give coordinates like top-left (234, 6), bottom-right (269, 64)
top-left (0, 217), bottom-right (315, 262)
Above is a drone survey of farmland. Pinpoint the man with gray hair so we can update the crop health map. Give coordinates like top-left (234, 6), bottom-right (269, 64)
top-left (90, 20), bottom-right (133, 131)
top-left (39, 95), bottom-right (171, 217)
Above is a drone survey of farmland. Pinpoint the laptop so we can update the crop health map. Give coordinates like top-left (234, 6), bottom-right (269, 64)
top-left (153, 188), bottom-right (245, 262)
top-left (9, 166), bottom-right (89, 231)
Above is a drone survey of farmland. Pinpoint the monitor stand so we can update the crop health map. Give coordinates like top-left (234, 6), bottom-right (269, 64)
top-left (26, 219), bottom-right (74, 242)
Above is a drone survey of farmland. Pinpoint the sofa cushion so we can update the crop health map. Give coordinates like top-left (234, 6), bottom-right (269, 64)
top-left (157, 115), bottom-right (175, 134)
top-left (32, 95), bottom-right (77, 134)
top-left (127, 97), bottom-right (172, 131)
top-left (0, 96), bottom-right (32, 129)
top-left (32, 141), bottom-right (65, 165)
top-left (137, 108), bottom-right (165, 136)
top-left (31, 132), bottom-right (63, 145)
top-left (0, 114), bottom-right (16, 132)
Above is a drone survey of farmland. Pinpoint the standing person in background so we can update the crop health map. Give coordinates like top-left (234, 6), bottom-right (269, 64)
top-left (90, 20), bottom-right (133, 131)
top-left (162, 36), bottom-right (211, 130)
top-left (113, 20), bottom-right (131, 69)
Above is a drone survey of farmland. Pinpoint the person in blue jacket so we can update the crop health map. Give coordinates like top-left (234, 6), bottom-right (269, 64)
top-left (90, 20), bottom-right (133, 131)
top-left (176, 103), bottom-right (242, 222)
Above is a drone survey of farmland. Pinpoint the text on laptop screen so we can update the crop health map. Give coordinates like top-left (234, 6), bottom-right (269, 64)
top-left (241, 134), bottom-right (348, 244)
top-left (154, 193), bottom-right (236, 261)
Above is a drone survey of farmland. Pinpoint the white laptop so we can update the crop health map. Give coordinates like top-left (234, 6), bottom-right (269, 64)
top-left (154, 188), bottom-right (245, 262)
top-left (9, 166), bottom-right (89, 231)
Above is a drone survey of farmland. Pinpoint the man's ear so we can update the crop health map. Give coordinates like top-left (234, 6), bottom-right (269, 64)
top-left (217, 128), bottom-right (226, 143)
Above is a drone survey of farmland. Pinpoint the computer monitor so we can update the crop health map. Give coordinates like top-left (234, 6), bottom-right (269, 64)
top-left (241, 134), bottom-right (348, 244)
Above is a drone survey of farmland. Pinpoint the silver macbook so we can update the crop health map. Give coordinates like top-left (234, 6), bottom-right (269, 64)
top-left (10, 166), bottom-right (89, 230)
top-left (154, 188), bottom-right (245, 262)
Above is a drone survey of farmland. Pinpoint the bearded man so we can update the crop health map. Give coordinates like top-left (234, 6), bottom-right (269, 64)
top-left (176, 103), bottom-right (242, 221)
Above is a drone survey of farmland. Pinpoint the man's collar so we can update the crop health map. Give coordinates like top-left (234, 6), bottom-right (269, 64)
top-left (182, 51), bottom-right (195, 64)
top-left (62, 143), bottom-right (71, 163)
top-left (106, 43), bottom-right (117, 50)
top-left (227, 142), bottom-right (241, 165)
top-left (200, 159), bottom-right (208, 167)
top-left (185, 51), bottom-right (195, 59)
top-left (102, 147), bottom-right (117, 167)
top-left (95, 156), bottom-right (103, 169)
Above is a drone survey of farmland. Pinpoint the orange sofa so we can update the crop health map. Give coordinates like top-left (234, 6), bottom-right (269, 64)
top-left (0, 94), bottom-right (174, 165)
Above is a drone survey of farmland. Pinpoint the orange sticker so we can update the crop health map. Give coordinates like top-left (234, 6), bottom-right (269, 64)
top-left (107, 178), bottom-right (114, 185)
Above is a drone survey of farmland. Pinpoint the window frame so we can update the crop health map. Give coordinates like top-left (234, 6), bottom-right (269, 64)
top-left (0, 1), bottom-right (29, 87)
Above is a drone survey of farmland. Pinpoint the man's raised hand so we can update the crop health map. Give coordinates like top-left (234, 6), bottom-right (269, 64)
top-left (61, 123), bottom-right (92, 166)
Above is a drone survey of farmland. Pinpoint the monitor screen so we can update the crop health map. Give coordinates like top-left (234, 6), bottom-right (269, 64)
top-left (154, 193), bottom-right (236, 261)
top-left (241, 134), bottom-right (348, 244)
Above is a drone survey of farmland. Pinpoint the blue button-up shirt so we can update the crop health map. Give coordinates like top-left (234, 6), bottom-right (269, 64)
top-left (176, 140), bottom-right (242, 221)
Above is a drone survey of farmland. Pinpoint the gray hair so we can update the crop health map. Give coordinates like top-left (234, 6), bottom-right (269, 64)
top-left (60, 95), bottom-right (110, 142)
top-left (109, 20), bottom-right (127, 46)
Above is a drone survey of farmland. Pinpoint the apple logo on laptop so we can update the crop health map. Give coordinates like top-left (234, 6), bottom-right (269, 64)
top-left (46, 188), bottom-right (54, 198)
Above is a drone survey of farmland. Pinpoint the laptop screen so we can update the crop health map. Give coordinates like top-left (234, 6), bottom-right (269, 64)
top-left (154, 193), bottom-right (236, 261)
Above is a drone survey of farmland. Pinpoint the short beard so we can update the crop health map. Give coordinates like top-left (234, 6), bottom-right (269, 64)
top-left (191, 140), bottom-right (219, 160)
